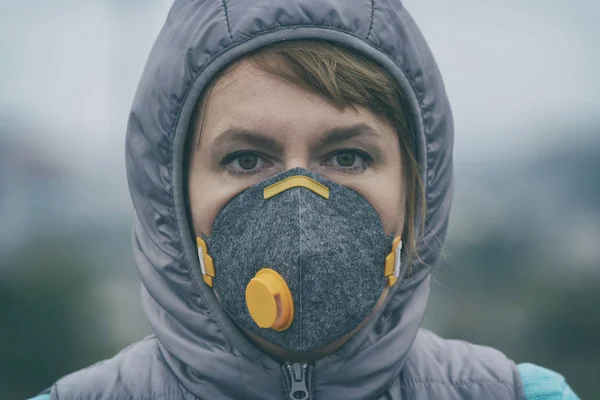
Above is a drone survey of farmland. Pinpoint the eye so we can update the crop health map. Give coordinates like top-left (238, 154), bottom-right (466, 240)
top-left (238, 154), bottom-right (258, 170)
top-left (325, 150), bottom-right (371, 172)
top-left (223, 151), bottom-right (271, 176)
top-left (335, 152), bottom-right (357, 167)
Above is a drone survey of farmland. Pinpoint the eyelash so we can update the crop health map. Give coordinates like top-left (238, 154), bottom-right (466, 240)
top-left (221, 151), bottom-right (272, 176)
top-left (323, 149), bottom-right (372, 172)
top-left (221, 149), bottom-right (372, 176)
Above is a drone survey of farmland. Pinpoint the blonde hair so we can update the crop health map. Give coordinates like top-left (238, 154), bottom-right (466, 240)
top-left (189, 40), bottom-right (425, 271)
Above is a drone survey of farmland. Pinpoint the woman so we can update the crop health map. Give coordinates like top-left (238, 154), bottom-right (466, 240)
top-left (32, 0), bottom-right (578, 399)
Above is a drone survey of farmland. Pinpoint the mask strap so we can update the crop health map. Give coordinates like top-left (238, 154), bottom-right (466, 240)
top-left (199, 236), bottom-right (403, 287)
top-left (384, 236), bottom-right (403, 286)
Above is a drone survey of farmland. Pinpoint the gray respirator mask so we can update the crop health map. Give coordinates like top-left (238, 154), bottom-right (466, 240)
top-left (196, 168), bottom-right (404, 352)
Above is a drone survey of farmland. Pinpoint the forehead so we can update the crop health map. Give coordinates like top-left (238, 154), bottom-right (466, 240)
top-left (211, 59), bottom-right (291, 99)
top-left (206, 60), bottom-right (332, 119)
top-left (198, 60), bottom-right (392, 146)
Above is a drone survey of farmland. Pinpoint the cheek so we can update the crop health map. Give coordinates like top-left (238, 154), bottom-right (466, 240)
top-left (188, 169), bottom-right (241, 237)
top-left (368, 187), bottom-right (405, 235)
top-left (346, 172), bottom-right (405, 236)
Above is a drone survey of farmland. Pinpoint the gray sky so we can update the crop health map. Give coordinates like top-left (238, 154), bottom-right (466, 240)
top-left (1, 0), bottom-right (598, 188)
top-left (406, 0), bottom-right (600, 157)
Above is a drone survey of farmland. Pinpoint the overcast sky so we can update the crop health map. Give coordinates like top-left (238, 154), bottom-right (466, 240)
top-left (1, 0), bottom-right (598, 194)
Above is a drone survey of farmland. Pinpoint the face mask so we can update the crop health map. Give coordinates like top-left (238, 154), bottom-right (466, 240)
top-left (196, 168), bottom-right (403, 352)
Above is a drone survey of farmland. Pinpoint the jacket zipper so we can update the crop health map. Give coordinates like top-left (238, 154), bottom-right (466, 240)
top-left (284, 362), bottom-right (310, 399)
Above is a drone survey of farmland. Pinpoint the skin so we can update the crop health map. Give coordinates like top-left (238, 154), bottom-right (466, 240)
top-left (188, 59), bottom-right (406, 362)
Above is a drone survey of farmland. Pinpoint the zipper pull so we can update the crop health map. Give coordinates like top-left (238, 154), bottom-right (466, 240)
top-left (286, 362), bottom-right (310, 400)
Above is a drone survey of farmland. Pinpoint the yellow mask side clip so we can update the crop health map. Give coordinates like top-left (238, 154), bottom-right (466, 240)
top-left (197, 237), bottom-right (215, 287)
top-left (384, 236), bottom-right (403, 286)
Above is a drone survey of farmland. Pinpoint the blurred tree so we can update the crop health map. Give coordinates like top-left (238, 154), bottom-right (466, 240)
top-left (0, 237), bottom-right (115, 399)
top-left (426, 234), bottom-right (600, 399)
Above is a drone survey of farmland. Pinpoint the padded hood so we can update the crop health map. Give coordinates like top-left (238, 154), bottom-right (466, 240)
top-left (125, 1), bottom-right (453, 398)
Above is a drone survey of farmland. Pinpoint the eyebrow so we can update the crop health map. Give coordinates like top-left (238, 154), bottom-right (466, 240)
top-left (209, 128), bottom-right (285, 155)
top-left (315, 123), bottom-right (382, 149)
top-left (208, 123), bottom-right (383, 155)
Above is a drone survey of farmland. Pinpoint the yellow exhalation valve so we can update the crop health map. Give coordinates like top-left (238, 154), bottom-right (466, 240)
top-left (245, 268), bottom-right (294, 331)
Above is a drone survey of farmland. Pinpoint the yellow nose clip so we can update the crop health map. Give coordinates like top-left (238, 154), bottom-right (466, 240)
top-left (246, 268), bottom-right (294, 331)
top-left (263, 175), bottom-right (329, 200)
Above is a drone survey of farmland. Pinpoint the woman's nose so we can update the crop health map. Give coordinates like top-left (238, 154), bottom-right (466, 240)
top-left (283, 157), bottom-right (310, 171)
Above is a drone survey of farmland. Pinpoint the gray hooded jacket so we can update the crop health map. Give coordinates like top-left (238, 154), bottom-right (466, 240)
top-left (49, 1), bottom-right (525, 399)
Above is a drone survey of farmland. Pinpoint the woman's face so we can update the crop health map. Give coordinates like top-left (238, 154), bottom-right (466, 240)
top-left (189, 59), bottom-right (406, 237)
top-left (187, 59), bottom-right (406, 359)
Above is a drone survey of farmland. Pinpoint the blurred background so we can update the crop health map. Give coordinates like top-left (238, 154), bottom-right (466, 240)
top-left (0, 0), bottom-right (598, 398)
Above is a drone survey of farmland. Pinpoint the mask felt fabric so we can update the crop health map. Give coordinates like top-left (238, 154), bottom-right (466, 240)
top-left (204, 168), bottom-right (395, 352)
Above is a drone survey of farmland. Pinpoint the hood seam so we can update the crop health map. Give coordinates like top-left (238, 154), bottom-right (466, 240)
top-left (221, 0), bottom-right (234, 42)
top-left (367, 0), bottom-right (375, 40)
